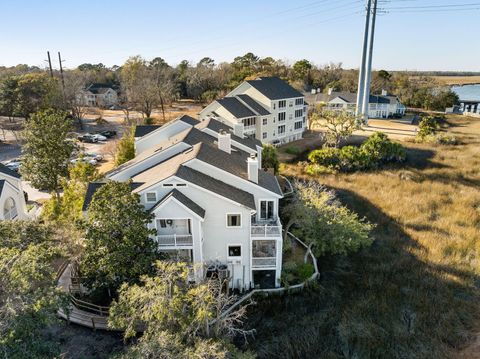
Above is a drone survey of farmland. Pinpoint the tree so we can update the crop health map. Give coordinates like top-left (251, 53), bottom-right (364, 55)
top-left (261, 144), bottom-right (279, 174)
top-left (308, 102), bottom-right (326, 130)
top-left (292, 59), bottom-right (312, 87)
top-left (109, 261), bottom-right (254, 358)
top-left (282, 180), bottom-right (374, 257)
top-left (14, 73), bottom-right (61, 119)
top-left (81, 181), bottom-right (158, 295)
top-left (115, 126), bottom-right (135, 165)
top-left (0, 221), bottom-right (65, 358)
top-left (322, 110), bottom-right (360, 148)
top-left (63, 69), bottom-right (89, 128)
top-left (0, 76), bottom-right (19, 121)
top-left (42, 161), bottom-right (98, 222)
top-left (21, 109), bottom-right (76, 199)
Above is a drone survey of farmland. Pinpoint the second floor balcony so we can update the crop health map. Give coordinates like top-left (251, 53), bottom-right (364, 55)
top-left (157, 234), bottom-right (193, 247)
top-left (251, 217), bottom-right (282, 238)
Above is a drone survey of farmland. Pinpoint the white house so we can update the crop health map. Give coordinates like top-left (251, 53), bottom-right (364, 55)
top-left (78, 84), bottom-right (118, 108)
top-left (84, 115), bottom-right (284, 290)
top-left (310, 90), bottom-right (406, 119)
top-left (199, 77), bottom-right (308, 145)
top-left (0, 164), bottom-right (28, 221)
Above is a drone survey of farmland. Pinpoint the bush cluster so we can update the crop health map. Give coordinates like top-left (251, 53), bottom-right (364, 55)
top-left (307, 132), bottom-right (406, 172)
top-left (417, 115), bottom-right (440, 138)
top-left (281, 261), bottom-right (314, 286)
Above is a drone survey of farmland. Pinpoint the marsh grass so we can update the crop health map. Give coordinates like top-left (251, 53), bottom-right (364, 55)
top-left (242, 116), bottom-right (480, 358)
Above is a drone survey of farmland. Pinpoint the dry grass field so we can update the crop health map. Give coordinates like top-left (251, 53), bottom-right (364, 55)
top-left (244, 115), bottom-right (480, 358)
top-left (433, 76), bottom-right (480, 86)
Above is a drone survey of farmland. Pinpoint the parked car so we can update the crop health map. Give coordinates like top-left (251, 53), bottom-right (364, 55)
top-left (70, 157), bottom-right (97, 166)
top-left (98, 130), bottom-right (117, 138)
top-left (91, 134), bottom-right (107, 142)
top-left (84, 153), bottom-right (104, 162)
top-left (4, 159), bottom-right (21, 172)
top-left (77, 134), bottom-right (98, 143)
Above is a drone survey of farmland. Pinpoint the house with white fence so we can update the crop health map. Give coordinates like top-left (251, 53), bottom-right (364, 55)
top-left (0, 164), bottom-right (28, 221)
top-left (84, 115), bottom-right (284, 291)
top-left (199, 77), bottom-right (308, 145)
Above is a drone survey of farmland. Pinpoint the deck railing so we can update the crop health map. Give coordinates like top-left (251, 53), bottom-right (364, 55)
top-left (252, 257), bottom-right (276, 267)
top-left (251, 224), bottom-right (282, 237)
top-left (157, 234), bottom-right (193, 247)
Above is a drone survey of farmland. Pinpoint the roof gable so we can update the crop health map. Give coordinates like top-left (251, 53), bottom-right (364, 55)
top-left (216, 97), bottom-right (257, 118)
top-left (150, 189), bottom-right (205, 219)
top-left (0, 163), bottom-right (21, 179)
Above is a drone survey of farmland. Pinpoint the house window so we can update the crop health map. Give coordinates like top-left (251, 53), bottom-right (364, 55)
top-left (243, 117), bottom-right (256, 127)
top-left (163, 183), bottom-right (174, 187)
top-left (294, 121), bottom-right (303, 130)
top-left (295, 109), bottom-right (303, 118)
top-left (278, 112), bottom-right (286, 122)
top-left (228, 245), bottom-right (241, 257)
top-left (289, 100), bottom-right (293, 107)
top-left (158, 219), bottom-right (167, 228)
top-left (263, 132), bottom-right (267, 139)
top-left (278, 125), bottom-right (286, 135)
top-left (278, 100), bottom-right (286, 108)
top-left (263, 118), bottom-right (267, 125)
top-left (176, 183), bottom-right (186, 187)
top-left (273, 103), bottom-right (276, 110)
top-left (227, 214), bottom-right (241, 227)
top-left (146, 192), bottom-right (157, 203)
top-left (260, 200), bottom-right (274, 220)
top-left (295, 98), bottom-right (304, 106)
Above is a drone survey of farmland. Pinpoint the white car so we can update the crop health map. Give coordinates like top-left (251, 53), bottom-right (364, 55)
top-left (91, 134), bottom-right (107, 142)
top-left (70, 157), bottom-right (97, 166)
top-left (84, 153), bottom-right (104, 162)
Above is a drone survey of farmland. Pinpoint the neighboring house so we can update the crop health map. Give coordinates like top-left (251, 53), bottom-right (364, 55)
top-left (199, 77), bottom-right (308, 145)
top-left (78, 83), bottom-right (118, 108)
top-left (0, 164), bottom-right (28, 221)
top-left (308, 90), bottom-right (406, 119)
top-left (84, 115), bottom-right (284, 291)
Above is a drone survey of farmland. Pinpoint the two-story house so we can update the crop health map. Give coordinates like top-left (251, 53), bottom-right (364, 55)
top-left (199, 77), bottom-right (308, 145)
top-left (78, 83), bottom-right (118, 108)
top-left (0, 164), bottom-right (28, 221)
top-left (83, 115), bottom-right (284, 291)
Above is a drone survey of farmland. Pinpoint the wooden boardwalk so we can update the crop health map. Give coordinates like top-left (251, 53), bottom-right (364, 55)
top-left (57, 263), bottom-right (111, 330)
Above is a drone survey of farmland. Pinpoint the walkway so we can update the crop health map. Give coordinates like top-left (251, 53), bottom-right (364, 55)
top-left (57, 263), bottom-right (111, 330)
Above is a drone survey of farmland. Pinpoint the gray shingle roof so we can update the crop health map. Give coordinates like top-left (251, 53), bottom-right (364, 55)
top-left (178, 115), bottom-right (200, 126)
top-left (316, 91), bottom-right (392, 105)
top-left (0, 163), bottom-right (20, 179)
top-left (151, 189), bottom-right (205, 218)
top-left (236, 94), bottom-right (271, 116)
top-left (246, 77), bottom-right (303, 100)
top-left (0, 180), bottom-right (5, 196)
top-left (205, 119), bottom-right (262, 150)
top-left (135, 125), bottom-right (162, 138)
top-left (217, 97), bottom-right (257, 118)
top-left (176, 166), bottom-right (255, 209)
top-left (82, 182), bottom-right (144, 211)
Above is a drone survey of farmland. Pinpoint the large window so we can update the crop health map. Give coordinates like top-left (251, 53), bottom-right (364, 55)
top-left (295, 109), bottom-right (303, 118)
top-left (278, 100), bottom-right (286, 108)
top-left (278, 112), bottom-right (286, 122)
top-left (295, 98), bottom-right (304, 106)
top-left (227, 214), bottom-right (241, 227)
top-left (242, 117), bottom-right (256, 127)
top-left (294, 121), bottom-right (303, 130)
top-left (278, 125), bottom-right (286, 135)
top-left (252, 240), bottom-right (276, 258)
top-left (3, 197), bottom-right (17, 220)
top-left (260, 200), bottom-right (274, 220)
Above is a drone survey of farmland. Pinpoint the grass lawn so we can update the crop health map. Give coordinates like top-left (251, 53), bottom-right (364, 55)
top-left (242, 115), bottom-right (480, 358)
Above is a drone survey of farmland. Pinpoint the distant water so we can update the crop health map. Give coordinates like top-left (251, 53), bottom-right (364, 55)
top-left (451, 84), bottom-right (480, 102)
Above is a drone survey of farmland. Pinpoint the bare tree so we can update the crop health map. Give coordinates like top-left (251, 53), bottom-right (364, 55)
top-left (63, 70), bottom-right (89, 129)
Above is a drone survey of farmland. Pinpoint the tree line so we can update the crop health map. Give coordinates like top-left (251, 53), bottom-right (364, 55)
top-left (0, 54), bottom-right (460, 126)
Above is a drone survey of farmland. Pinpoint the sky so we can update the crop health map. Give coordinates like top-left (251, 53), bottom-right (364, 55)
top-left (1, 0), bottom-right (479, 72)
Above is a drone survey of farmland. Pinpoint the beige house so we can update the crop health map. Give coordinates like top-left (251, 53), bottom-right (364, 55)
top-left (78, 83), bottom-right (118, 108)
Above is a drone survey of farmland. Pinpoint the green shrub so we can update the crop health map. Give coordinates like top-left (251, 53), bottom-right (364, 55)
top-left (436, 134), bottom-right (458, 145)
top-left (338, 146), bottom-right (366, 172)
top-left (297, 263), bottom-right (314, 281)
top-left (418, 115), bottom-right (440, 138)
top-left (308, 147), bottom-right (340, 169)
top-left (144, 117), bottom-right (154, 125)
top-left (281, 261), bottom-right (314, 286)
top-left (285, 146), bottom-right (301, 155)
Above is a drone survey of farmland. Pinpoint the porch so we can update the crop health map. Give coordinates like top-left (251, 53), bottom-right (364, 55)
top-left (155, 218), bottom-right (193, 248)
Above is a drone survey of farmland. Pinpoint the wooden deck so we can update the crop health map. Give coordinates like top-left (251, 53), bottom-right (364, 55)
top-left (57, 263), bottom-right (113, 331)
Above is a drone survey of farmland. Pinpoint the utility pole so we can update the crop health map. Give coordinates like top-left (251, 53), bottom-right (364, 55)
top-left (58, 52), bottom-right (66, 103)
top-left (356, 0), bottom-right (372, 118)
top-left (361, 0), bottom-right (378, 125)
top-left (46, 51), bottom-right (53, 77)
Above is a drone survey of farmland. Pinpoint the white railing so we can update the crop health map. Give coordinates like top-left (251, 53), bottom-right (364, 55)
top-left (157, 234), bottom-right (193, 247)
top-left (251, 225), bottom-right (282, 237)
top-left (3, 208), bottom-right (18, 220)
top-left (243, 126), bottom-right (256, 135)
top-left (252, 257), bottom-right (276, 267)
